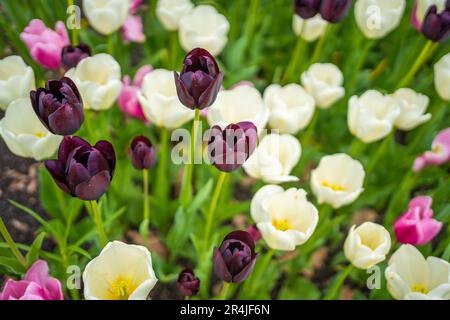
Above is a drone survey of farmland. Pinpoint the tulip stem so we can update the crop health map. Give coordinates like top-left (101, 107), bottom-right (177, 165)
top-left (67, 0), bottom-right (78, 45)
top-left (140, 169), bottom-right (150, 244)
top-left (0, 216), bottom-right (28, 268)
top-left (301, 110), bottom-right (319, 146)
top-left (155, 127), bottom-right (169, 218)
top-left (365, 133), bottom-right (392, 182)
top-left (204, 171), bottom-right (227, 244)
top-left (310, 24), bottom-right (330, 64)
top-left (244, 0), bottom-right (260, 40)
top-left (282, 35), bottom-right (307, 84)
top-left (247, 249), bottom-right (274, 293)
top-left (90, 200), bottom-right (107, 247)
top-left (324, 264), bottom-right (354, 300)
top-left (107, 34), bottom-right (114, 55)
top-left (219, 282), bottom-right (231, 300)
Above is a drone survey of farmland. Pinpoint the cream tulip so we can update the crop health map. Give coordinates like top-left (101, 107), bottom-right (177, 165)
top-left (355, 0), bottom-right (406, 39)
top-left (251, 185), bottom-right (318, 251)
top-left (0, 56), bottom-right (35, 111)
top-left (292, 14), bottom-right (328, 42)
top-left (310, 153), bottom-right (365, 209)
top-left (264, 84), bottom-right (315, 134)
top-left (178, 5), bottom-right (230, 56)
top-left (392, 88), bottom-right (431, 131)
top-left (207, 85), bottom-right (269, 134)
top-left (348, 90), bottom-right (400, 143)
top-left (344, 222), bottom-right (391, 269)
top-left (243, 133), bottom-right (301, 184)
top-left (83, 0), bottom-right (130, 35)
top-left (83, 241), bottom-right (158, 300)
top-left (301, 63), bottom-right (345, 108)
top-left (138, 69), bottom-right (194, 129)
top-left (156, 0), bottom-right (193, 31)
top-left (434, 53), bottom-right (450, 101)
top-left (0, 98), bottom-right (61, 160)
top-left (385, 244), bottom-right (450, 300)
top-left (65, 53), bottom-right (122, 111)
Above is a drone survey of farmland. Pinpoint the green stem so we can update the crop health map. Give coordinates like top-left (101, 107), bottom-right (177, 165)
top-left (248, 249), bottom-right (274, 292)
top-left (348, 139), bottom-right (366, 158)
top-left (324, 264), bottom-right (354, 300)
top-left (143, 169), bottom-right (149, 222)
top-left (0, 216), bottom-right (28, 268)
top-left (384, 171), bottom-right (417, 226)
top-left (107, 33), bottom-right (114, 55)
top-left (301, 110), bottom-right (319, 146)
top-left (244, 0), bottom-right (260, 40)
top-left (204, 171), bottom-right (227, 243)
top-left (365, 134), bottom-right (392, 181)
top-left (346, 40), bottom-right (375, 95)
top-left (282, 35), bottom-right (307, 84)
top-left (310, 24), bottom-right (330, 64)
top-left (67, 0), bottom-right (78, 45)
top-left (155, 127), bottom-right (169, 211)
top-left (90, 200), bottom-right (107, 247)
top-left (84, 110), bottom-right (96, 141)
top-left (219, 282), bottom-right (231, 300)
top-left (170, 31), bottom-right (178, 69)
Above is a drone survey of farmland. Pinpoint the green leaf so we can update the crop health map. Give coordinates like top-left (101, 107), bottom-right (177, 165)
top-left (0, 257), bottom-right (26, 275)
top-left (26, 232), bottom-right (46, 266)
top-left (8, 200), bottom-right (57, 235)
top-left (278, 277), bottom-right (320, 300)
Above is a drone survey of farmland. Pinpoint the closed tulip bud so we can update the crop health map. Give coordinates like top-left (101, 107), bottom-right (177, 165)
top-left (320, 0), bottom-right (352, 23)
top-left (177, 268), bottom-right (200, 297)
top-left (213, 231), bottom-right (258, 283)
top-left (174, 48), bottom-right (223, 110)
top-left (61, 43), bottom-right (91, 71)
top-left (30, 77), bottom-right (84, 136)
top-left (247, 225), bottom-right (262, 242)
top-left (294, 0), bottom-right (321, 19)
top-left (45, 136), bottom-right (116, 201)
top-left (422, 4), bottom-right (450, 42)
top-left (129, 136), bottom-right (156, 170)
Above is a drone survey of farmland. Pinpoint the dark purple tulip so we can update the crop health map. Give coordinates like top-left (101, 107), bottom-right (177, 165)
top-left (45, 136), bottom-right (116, 201)
top-left (294, 0), bottom-right (321, 19)
top-left (177, 268), bottom-right (200, 297)
top-left (213, 231), bottom-right (258, 283)
top-left (174, 48), bottom-right (223, 110)
top-left (207, 121), bottom-right (257, 173)
top-left (422, 3), bottom-right (450, 42)
top-left (61, 43), bottom-right (91, 71)
top-left (129, 136), bottom-right (156, 170)
top-left (320, 0), bottom-right (352, 23)
top-left (30, 77), bottom-right (84, 136)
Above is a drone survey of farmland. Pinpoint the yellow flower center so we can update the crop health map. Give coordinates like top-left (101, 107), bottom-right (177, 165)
top-left (108, 277), bottom-right (137, 300)
top-left (432, 144), bottom-right (442, 154)
top-left (321, 181), bottom-right (346, 191)
top-left (272, 218), bottom-right (292, 231)
top-left (34, 132), bottom-right (46, 138)
top-left (411, 284), bottom-right (429, 294)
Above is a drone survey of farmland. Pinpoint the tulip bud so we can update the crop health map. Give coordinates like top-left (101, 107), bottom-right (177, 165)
top-left (320, 0), bottom-right (352, 23)
top-left (174, 48), bottom-right (223, 110)
top-left (421, 4), bottom-right (450, 42)
top-left (45, 136), bottom-right (116, 201)
top-left (213, 231), bottom-right (258, 283)
top-left (294, 0), bottom-right (321, 19)
top-left (247, 224), bottom-right (262, 242)
top-left (61, 43), bottom-right (91, 71)
top-left (177, 268), bottom-right (200, 297)
top-left (129, 136), bottom-right (156, 170)
top-left (30, 77), bottom-right (84, 136)
top-left (207, 121), bottom-right (258, 172)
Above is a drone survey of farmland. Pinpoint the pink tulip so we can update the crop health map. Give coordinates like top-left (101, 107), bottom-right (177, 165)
top-left (413, 128), bottom-right (450, 172)
top-left (0, 260), bottom-right (63, 300)
top-left (394, 196), bottom-right (442, 246)
top-left (122, 15), bottom-right (145, 44)
top-left (118, 65), bottom-right (152, 121)
top-left (129, 0), bottom-right (142, 14)
top-left (20, 19), bottom-right (69, 70)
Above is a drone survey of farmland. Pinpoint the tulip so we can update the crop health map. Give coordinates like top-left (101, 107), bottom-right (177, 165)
top-left (264, 83), bottom-right (316, 134)
top-left (412, 0), bottom-right (447, 30)
top-left (394, 196), bottom-right (442, 246)
top-left (45, 136), bottom-right (116, 201)
top-left (421, 3), bottom-right (450, 42)
top-left (30, 77), bottom-right (84, 136)
top-left (0, 260), bottom-right (63, 300)
top-left (0, 56), bottom-right (35, 111)
top-left (83, 0), bottom-right (130, 35)
top-left (122, 15), bottom-right (145, 44)
top-left (392, 88), bottom-right (431, 131)
top-left (0, 98), bottom-right (62, 160)
top-left (434, 52), bottom-right (450, 101)
top-left (20, 19), bottom-right (69, 70)
top-left (129, 0), bottom-right (142, 14)
top-left (156, 0), bottom-right (194, 31)
top-left (348, 90), bottom-right (400, 143)
top-left (83, 241), bottom-right (158, 300)
top-left (344, 222), bottom-right (391, 269)
top-left (61, 43), bottom-right (91, 71)
top-left (174, 48), bottom-right (223, 110)
top-left (292, 14), bottom-right (329, 42)
top-left (385, 244), bottom-right (450, 299)
top-left (138, 69), bottom-right (195, 128)
top-left (247, 225), bottom-right (262, 242)
top-left (65, 53), bottom-right (122, 111)
top-left (177, 268), bottom-right (200, 297)
top-left (243, 133), bottom-right (301, 184)
top-left (213, 231), bottom-right (258, 283)
top-left (319, 0), bottom-right (353, 23)
top-left (251, 185), bottom-right (319, 251)
top-left (179, 5), bottom-right (230, 56)
top-left (301, 63), bottom-right (345, 108)
top-left (294, 0), bottom-right (321, 19)
top-left (129, 136), bottom-right (156, 170)
top-left (355, 0), bottom-right (406, 39)
top-left (311, 153), bottom-right (365, 208)
top-left (413, 128), bottom-right (450, 171)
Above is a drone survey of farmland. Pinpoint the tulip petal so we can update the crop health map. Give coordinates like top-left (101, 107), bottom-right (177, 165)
top-left (213, 247), bottom-right (233, 283)
top-left (74, 170), bottom-right (111, 201)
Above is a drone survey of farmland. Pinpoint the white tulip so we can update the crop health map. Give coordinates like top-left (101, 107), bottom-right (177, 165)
top-left (292, 14), bottom-right (328, 42)
top-left (416, 0), bottom-right (446, 24)
top-left (243, 133), bottom-right (301, 184)
top-left (83, 0), bottom-right (130, 35)
top-left (251, 185), bottom-right (318, 251)
top-left (65, 53), bottom-right (122, 111)
top-left (392, 88), bottom-right (431, 131)
top-left (355, 0), bottom-right (406, 39)
top-left (434, 53), bottom-right (450, 101)
top-left (0, 56), bottom-right (35, 111)
top-left (156, 0), bottom-right (193, 31)
top-left (207, 85), bottom-right (269, 134)
top-left (385, 244), bottom-right (450, 300)
top-left (301, 63), bottom-right (345, 109)
top-left (178, 5), bottom-right (230, 56)
top-left (348, 90), bottom-right (400, 143)
top-left (83, 241), bottom-right (158, 300)
top-left (0, 98), bottom-right (61, 160)
top-left (311, 153), bottom-right (365, 209)
top-left (344, 222), bottom-right (391, 269)
top-left (138, 69), bottom-right (194, 129)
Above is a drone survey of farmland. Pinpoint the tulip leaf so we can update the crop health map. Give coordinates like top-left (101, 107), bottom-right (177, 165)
top-left (278, 277), bottom-right (320, 300)
top-left (0, 257), bottom-right (26, 275)
top-left (26, 232), bottom-right (46, 266)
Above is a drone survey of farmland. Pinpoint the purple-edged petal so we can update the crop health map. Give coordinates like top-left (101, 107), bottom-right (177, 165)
top-left (223, 230), bottom-right (256, 253)
top-left (213, 247), bottom-right (233, 283)
top-left (233, 255), bottom-right (258, 283)
top-left (94, 140), bottom-right (116, 174)
top-left (174, 71), bottom-right (195, 109)
top-left (47, 103), bottom-right (84, 135)
top-left (198, 72), bottom-right (223, 109)
top-left (58, 136), bottom-right (90, 164)
top-left (74, 170), bottom-right (111, 201)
